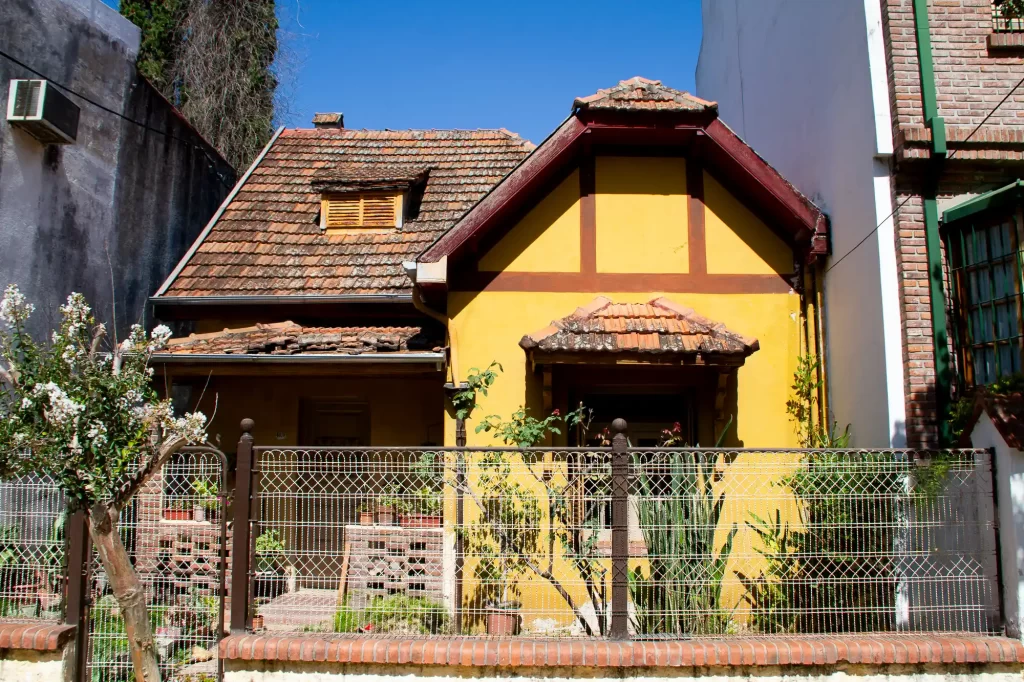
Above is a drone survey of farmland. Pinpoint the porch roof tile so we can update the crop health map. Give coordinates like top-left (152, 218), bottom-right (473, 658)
top-left (519, 296), bottom-right (759, 359)
top-left (159, 321), bottom-right (442, 356)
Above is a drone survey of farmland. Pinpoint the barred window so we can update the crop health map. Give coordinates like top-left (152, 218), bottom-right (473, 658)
top-left (948, 211), bottom-right (1024, 386)
top-left (993, 0), bottom-right (1024, 32)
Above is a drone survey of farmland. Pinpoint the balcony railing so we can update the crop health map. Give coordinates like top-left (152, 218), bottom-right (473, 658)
top-left (992, 1), bottom-right (1024, 32)
top-left (231, 422), bottom-right (1002, 640)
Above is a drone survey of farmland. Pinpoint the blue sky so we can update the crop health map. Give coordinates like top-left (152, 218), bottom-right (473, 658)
top-left (104, 0), bottom-right (703, 145)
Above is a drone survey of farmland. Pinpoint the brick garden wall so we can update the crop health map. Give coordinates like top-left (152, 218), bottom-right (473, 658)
top-left (881, 0), bottom-right (1024, 446)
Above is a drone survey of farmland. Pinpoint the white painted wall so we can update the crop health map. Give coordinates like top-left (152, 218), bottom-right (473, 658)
top-left (696, 0), bottom-right (907, 447)
top-left (970, 416), bottom-right (1024, 639)
top-left (0, 647), bottom-right (72, 682)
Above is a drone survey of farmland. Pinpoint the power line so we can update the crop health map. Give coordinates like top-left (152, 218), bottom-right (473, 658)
top-left (0, 48), bottom-right (233, 189)
top-left (825, 72), bottom-right (1024, 274)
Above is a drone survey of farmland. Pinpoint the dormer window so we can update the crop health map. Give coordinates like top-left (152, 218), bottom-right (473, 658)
top-left (321, 192), bottom-right (403, 233)
top-left (312, 164), bottom-right (430, 236)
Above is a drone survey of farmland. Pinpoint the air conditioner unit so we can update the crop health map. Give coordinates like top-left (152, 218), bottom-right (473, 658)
top-left (6, 80), bottom-right (80, 144)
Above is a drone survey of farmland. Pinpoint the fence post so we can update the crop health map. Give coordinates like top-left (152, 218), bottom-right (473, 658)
top-left (610, 418), bottom-right (629, 640)
top-left (230, 419), bottom-right (255, 634)
top-left (64, 510), bottom-right (91, 682)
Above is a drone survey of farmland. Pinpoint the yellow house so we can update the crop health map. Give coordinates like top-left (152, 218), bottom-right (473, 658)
top-left (148, 78), bottom-right (832, 636)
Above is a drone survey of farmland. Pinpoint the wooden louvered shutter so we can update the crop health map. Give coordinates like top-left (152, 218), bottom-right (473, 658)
top-left (322, 193), bottom-right (399, 229)
top-left (324, 195), bottom-right (361, 228)
top-left (361, 195), bottom-right (396, 227)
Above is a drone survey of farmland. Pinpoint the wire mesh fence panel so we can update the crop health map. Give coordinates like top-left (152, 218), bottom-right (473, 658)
top-left (87, 449), bottom-right (225, 682)
top-left (0, 476), bottom-right (66, 623)
top-left (627, 449), bottom-right (999, 639)
top-left (249, 446), bottom-right (999, 641)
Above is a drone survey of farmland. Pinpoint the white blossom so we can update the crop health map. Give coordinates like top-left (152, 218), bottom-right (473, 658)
top-left (171, 411), bottom-right (207, 444)
top-left (149, 325), bottom-right (172, 351)
top-left (31, 382), bottom-right (85, 426)
top-left (20, 397), bottom-right (32, 410)
top-left (0, 285), bottom-right (34, 325)
top-left (86, 421), bottom-right (107, 447)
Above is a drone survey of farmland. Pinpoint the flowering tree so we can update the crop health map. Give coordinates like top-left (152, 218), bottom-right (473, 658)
top-left (0, 285), bottom-right (206, 681)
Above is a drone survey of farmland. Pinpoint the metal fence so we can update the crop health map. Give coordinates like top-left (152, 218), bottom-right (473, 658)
top-left (0, 475), bottom-right (66, 623)
top-left (240, 439), bottom-right (1000, 640)
top-left (87, 447), bottom-right (227, 682)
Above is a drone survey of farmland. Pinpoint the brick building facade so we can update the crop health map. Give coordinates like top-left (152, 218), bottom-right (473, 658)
top-left (882, 0), bottom-right (1024, 446)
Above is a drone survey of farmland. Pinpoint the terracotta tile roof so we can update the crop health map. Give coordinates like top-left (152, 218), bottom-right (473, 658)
top-left (311, 164), bottom-right (430, 193)
top-left (520, 297), bottom-right (758, 359)
top-left (572, 77), bottom-right (717, 113)
top-left (161, 128), bottom-right (533, 297)
top-left (160, 321), bottom-right (442, 356)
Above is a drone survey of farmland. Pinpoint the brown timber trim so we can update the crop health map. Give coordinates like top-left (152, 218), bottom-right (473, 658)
top-left (687, 157), bottom-right (707, 275)
top-left (580, 151), bottom-right (596, 274)
top-left (455, 271), bottom-right (794, 294)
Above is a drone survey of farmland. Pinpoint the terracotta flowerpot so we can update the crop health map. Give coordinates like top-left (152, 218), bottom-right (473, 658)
top-left (400, 513), bottom-right (442, 529)
top-left (359, 510), bottom-right (373, 526)
top-left (164, 509), bottom-right (191, 521)
top-left (485, 604), bottom-right (521, 636)
top-left (377, 506), bottom-right (396, 526)
top-left (251, 614), bottom-right (264, 630)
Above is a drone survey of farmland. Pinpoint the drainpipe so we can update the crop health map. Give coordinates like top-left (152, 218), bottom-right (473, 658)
top-left (912, 0), bottom-right (952, 444)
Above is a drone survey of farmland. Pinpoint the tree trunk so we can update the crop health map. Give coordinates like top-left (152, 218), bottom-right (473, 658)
top-left (89, 503), bottom-right (161, 682)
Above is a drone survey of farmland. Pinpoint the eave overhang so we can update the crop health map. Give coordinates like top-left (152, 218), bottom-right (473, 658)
top-left (416, 109), bottom-right (829, 293)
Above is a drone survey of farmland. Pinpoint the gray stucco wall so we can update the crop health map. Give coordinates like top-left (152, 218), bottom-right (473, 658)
top-left (0, 0), bottom-right (234, 337)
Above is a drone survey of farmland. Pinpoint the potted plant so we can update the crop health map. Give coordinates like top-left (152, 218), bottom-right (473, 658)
top-left (485, 599), bottom-right (522, 637)
top-left (358, 503), bottom-right (374, 526)
top-left (376, 484), bottom-right (403, 526)
top-left (253, 529), bottom-right (287, 599)
top-left (163, 498), bottom-right (191, 522)
top-left (192, 478), bottom-right (219, 523)
top-left (400, 486), bottom-right (442, 528)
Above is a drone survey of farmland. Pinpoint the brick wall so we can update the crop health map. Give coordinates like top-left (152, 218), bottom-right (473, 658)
top-left (881, 0), bottom-right (1024, 446)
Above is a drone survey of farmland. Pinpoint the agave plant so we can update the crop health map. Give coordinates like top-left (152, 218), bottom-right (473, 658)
top-left (629, 418), bottom-right (736, 637)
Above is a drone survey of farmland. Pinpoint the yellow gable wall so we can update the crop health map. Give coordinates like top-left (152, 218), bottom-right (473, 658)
top-left (595, 157), bottom-right (689, 273)
top-left (456, 156), bottom-right (804, 450)
top-left (478, 171), bottom-right (581, 272)
top-left (704, 172), bottom-right (793, 275)
top-left (451, 156), bottom-right (812, 628)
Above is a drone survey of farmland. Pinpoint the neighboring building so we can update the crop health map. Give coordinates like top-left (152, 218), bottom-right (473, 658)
top-left (152, 78), bottom-right (828, 453)
top-left (0, 0), bottom-right (235, 338)
top-left (697, 0), bottom-right (1024, 448)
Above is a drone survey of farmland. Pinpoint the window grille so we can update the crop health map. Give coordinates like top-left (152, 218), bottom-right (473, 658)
top-left (948, 210), bottom-right (1024, 386)
top-left (992, 1), bottom-right (1024, 32)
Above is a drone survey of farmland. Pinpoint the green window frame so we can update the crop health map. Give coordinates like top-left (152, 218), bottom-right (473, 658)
top-left (947, 208), bottom-right (1024, 386)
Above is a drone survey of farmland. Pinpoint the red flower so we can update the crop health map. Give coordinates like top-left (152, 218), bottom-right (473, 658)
top-left (552, 409), bottom-right (560, 416)
top-left (672, 422), bottom-right (682, 433)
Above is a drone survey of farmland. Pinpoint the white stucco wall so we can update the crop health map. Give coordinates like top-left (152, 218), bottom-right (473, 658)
top-left (0, 647), bottom-right (72, 682)
top-left (224, 662), bottom-right (1024, 682)
top-left (970, 416), bottom-right (1024, 639)
top-left (696, 0), bottom-right (906, 447)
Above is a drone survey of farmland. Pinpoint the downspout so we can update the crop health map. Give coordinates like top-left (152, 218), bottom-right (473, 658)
top-left (912, 0), bottom-right (953, 444)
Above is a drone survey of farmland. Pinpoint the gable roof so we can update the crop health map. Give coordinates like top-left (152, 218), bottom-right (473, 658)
top-left (155, 128), bottom-right (533, 299)
top-left (572, 77), bottom-right (717, 113)
top-left (959, 389), bottom-right (1024, 449)
top-left (419, 78), bottom-right (828, 272)
top-left (520, 296), bottom-right (758, 364)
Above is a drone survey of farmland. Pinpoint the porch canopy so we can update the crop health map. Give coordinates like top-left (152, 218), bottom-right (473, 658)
top-left (153, 320), bottom-right (445, 375)
top-left (519, 296), bottom-right (759, 367)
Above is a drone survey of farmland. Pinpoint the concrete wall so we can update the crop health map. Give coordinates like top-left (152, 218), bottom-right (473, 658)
top-left (696, 0), bottom-right (906, 448)
top-left (0, 0), bottom-right (234, 338)
top-left (0, 647), bottom-right (72, 682)
top-left (970, 416), bottom-right (1024, 639)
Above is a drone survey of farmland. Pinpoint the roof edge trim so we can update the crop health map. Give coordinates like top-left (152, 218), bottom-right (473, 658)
top-left (154, 125), bottom-right (286, 297)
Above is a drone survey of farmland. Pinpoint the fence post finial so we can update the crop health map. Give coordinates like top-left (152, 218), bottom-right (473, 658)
top-left (610, 418), bottom-right (629, 640)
